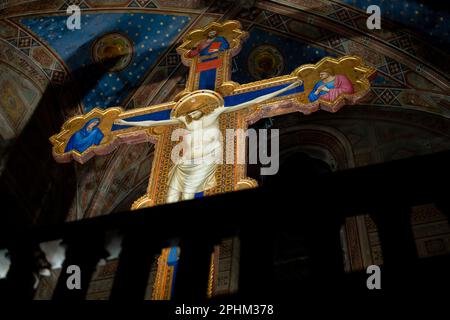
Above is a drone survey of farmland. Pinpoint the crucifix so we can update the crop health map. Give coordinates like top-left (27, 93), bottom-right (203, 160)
top-left (50, 20), bottom-right (375, 209)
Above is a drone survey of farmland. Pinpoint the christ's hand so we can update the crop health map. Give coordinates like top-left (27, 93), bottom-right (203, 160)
top-left (114, 119), bottom-right (128, 125)
top-left (114, 119), bottom-right (143, 126)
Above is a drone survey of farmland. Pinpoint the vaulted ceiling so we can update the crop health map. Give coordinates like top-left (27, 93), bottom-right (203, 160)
top-left (0, 0), bottom-right (449, 221)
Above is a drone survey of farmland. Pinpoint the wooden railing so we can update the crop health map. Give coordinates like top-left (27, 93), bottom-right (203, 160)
top-left (1, 150), bottom-right (450, 300)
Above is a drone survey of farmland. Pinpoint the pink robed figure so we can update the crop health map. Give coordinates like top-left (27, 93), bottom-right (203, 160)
top-left (308, 68), bottom-right (354, 102)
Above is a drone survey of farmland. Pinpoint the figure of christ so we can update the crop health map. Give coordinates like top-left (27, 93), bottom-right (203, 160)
top-left (114, 80), bottom-right (301, 203)
top-left (308, 68), bottom-right (354, 102)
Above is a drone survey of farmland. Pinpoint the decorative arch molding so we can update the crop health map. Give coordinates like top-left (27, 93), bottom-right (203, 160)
top-left (335, 106), bottom-right (450, 138)
top-left (270, 105), bottom-right (450, 172)
top-left (277, 124), bottom-right (356, 171)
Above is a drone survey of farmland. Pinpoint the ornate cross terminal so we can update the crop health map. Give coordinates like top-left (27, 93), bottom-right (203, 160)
top-left (50, 20), bottom-right (375, 209)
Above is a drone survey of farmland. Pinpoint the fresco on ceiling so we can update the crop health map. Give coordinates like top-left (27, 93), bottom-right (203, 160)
top-left (232, 27), bottom-right (336, 84)
top-left (21, 13), bottom-right (192, 112)
top-left (0, 62), bottom-right (41, 140)
top-left (341, 0), bottom-right (449, 45)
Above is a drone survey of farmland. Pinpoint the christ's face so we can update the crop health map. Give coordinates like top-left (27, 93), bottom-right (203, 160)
top-left (319, 72), bottom-right (330, 80)
top-left (87, 120), bottom-right (99, 131)
top-left (188, 110), bottom-right (203, 120)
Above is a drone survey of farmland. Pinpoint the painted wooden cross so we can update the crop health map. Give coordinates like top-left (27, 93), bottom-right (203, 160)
top-left (50, 20), bottom-right (375, 209)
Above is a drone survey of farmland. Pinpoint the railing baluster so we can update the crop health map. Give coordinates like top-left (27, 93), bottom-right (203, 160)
top-left (52, 234), bottom-right (105, 300)
top-left (305, 214), bottom-right (346, 292)
top-left (369, 205), bottom-right (417, 289)
top-left (3, 242), bottom-right (35, 299)
top-left (110, 226), bottom-right (161, 300)
top-left (238, 222), bottom-right (276, 299)
top-left (172, 235), bottom-right (215, 301)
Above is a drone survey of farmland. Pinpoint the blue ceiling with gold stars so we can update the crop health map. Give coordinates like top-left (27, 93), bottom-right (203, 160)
top-left (341, 0), bottom-right (449, 45)
top-left (233, 27), bottom-right (335, 84)
top-left (21, 13), bottom-right (191, 112)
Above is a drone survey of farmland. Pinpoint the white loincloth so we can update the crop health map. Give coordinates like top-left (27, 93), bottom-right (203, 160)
top-left (167, 160), bottom-right (217, 194)
top-left (167, 138), bottom-right (222, 194)
top-left (167, 121), bottom-right (222, 194)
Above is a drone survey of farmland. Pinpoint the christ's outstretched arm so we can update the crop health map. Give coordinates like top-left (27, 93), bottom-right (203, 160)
top-left (114, 118), bottom-right (180, 127)
top-left (221, 79), bottom-right (303, 114)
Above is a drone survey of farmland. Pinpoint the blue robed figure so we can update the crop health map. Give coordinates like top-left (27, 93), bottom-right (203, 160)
top-left (308, 79), bottom-right (335, 102)
top-left (198, 35), bottom-right (229, 56)
top-left (187, 30), bottom-right (230, 90)
top-left (187, 30), bottom-right (229, 58)
top-left (65, 118), bottom-right (104, 153)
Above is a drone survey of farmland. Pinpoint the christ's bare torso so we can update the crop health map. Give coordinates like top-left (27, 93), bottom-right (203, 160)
top-left (177, 109), bottom-right (223, 162)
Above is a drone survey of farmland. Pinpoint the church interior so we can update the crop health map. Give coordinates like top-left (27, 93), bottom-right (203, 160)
top-left (0, 0), bottom-right (449, 306)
